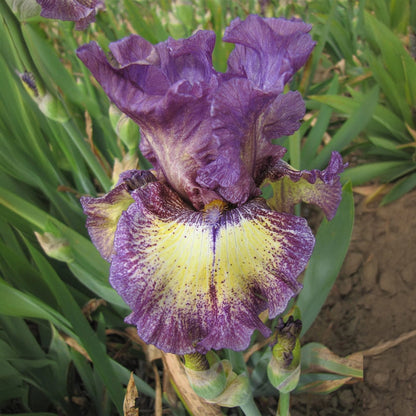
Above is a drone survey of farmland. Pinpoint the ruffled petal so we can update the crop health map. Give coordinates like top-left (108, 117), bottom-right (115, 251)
top-left (196, 82), bottom-right (305, 205)
top-left (109, 181), bottom-right (314, 354)
top-left (77, 35), bottom-right (221, 210)
top-left (266, 152), bottom-right (346, 220)
top-left (81, 170), bottom-right (156, 261)
top-left (77, 17), bottom-right (315, 208)
top-left (36, 0), bottom-right (100, 29)
top-left (224, 15), bottom-right (315, 94)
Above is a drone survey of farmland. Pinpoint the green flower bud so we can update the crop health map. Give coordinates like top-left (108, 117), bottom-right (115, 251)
top-left (108, 104), bottom-right (121, 131)
top-left (35, 231), bottom-right (73, 263)
top-left (184, 352), bottom-right (251, 407)
top-left (184, 353), bottom-right (227, 400)
top-left (267, 314), bottom-right (302, 393)
top-left (109, 105), bottom-right (139, 152)
top-left (6, 0), bottom-right (40, 20)
top-left (37, 93), bottom-right (69, 123)
top-left (19, 72), bottom-right (68, 123)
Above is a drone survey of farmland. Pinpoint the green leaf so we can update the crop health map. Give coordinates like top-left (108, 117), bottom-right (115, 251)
top-left (23, 240), bottom-right (126, 413)
top-left (302, 75), bottom-right (339, 168)
top-left (296, 339), bottom-right (364, 394)
top-left (381, 171), bottom-right (416, 205)
top-left (301, 343), bottom-right (363, 379)
top-left (312, 86), bottom-right (379, 169)
top-left (309, 94), bottom-right (408, 143)
top-left (364, 10), bottom-right (416, 112)
top-left (5, 0), bottom-right (40, 20)
top-left (123, 0), bottom-right (168, 43)
top-left (0, 279), bottom-right (72, 333)
top-left (296, 182), bottom-right (354, 335)
top-left (342, 161), bottom-right (416, 186)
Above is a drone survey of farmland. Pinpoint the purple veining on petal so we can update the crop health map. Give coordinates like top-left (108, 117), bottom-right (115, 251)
top-left (109, 181), bottom-right (314, 354)
top-left (224, 15), bottom-right (315, 94)
top-left (77, 16), bottom-right (316, 208)
top-left (77, 32), bottom-right (222, 209)
top-left (267, 151), bottom-right (347, 220)
top-left (81, 170), bottom-right (156, 261)
top-left (36, 0), bottom-right (102, 29)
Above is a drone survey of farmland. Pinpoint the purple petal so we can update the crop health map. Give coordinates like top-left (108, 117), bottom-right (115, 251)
top-left (196, 81), bottom-right (304, 205)
top-left (224, 15), bottom-right (315, 94)
top-left (77, 16), bottom-right (316, 209)
top-left (262, 91), bottom-right (306, 140)
top-left (77, 35), bottom-right (222, 210)
top-left (109, 181), bottom-right (314, 354)
top-left (81, 170), bottom-right (156, 261)
top-left (266, 152), bottom-right (347, 220)
top-left (36, 0), bottom-right (100, 29)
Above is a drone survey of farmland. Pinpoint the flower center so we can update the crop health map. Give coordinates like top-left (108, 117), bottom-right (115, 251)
top-left (203, 200), bottom-right (228, 225)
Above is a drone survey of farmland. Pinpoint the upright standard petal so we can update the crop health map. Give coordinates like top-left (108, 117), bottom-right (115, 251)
top-left (224, 15), bottom-right (315, 94)
top-left (109, 182), bottom-right (314, 354)
top-left (196, 80), bottom-right (306, 205)
top-left (77, 33), bottom-right (221, 210)
top-left (196, 16), bottom-right (314, 206)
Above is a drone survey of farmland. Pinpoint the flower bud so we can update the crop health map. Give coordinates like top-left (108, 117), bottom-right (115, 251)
top-left (35, 231), bottom-right (73, 263)
top-left (37, 93), bottom-right (69, 123)
top-left (184, 352), bottom-right (251, 407)
top-left (7, 0), bottom-right (40, 20)
top-left (184, 353), bottom-right (227, 400)
top-left (267, 314), bottom-right (302, 393)
top-left (109, 105), bottom-right (139, 152)
top-left (19, 72), bottom-right (69, 122)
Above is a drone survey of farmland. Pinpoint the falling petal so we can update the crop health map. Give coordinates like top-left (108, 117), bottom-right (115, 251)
top-left (110, 182), bottom-right (314, 354)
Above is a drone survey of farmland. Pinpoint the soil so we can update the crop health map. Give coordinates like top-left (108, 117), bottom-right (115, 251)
top-left (291, 190), bottom-right (416, 416)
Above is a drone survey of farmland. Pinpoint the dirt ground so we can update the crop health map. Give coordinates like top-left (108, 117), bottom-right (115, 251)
top-left (291, 189), bottom-right (416, 416)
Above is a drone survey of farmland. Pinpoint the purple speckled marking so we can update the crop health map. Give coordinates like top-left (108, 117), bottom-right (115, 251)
top-left (109, 182), bottom-right (314, 354)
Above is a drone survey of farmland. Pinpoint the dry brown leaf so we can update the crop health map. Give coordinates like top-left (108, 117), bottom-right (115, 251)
top-left (162, 353), bottom-right (223, 416)
top-left (124, 327), bottom-right (163, 362)
top-left (406, 123), bottom-right (416, 142)
top-left (82, 298), bottom-right (107, 320)
top-left (163, 364), bottom-right (178, 407)
top-left (112, 153), bottom-right (139, 185)
top-left (153, 363), bottom-right (163, 416)
top-left (61, 333), bottom-right (91, 361)
top-left (296, 376), bottom-right (355, 394)
top-left (123, 372), bottom-right (139, 416)
top-left (360, 328), bottom-right (416, 357)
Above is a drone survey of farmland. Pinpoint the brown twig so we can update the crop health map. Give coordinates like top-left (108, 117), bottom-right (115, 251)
top-left (360, 329), bottom-right (416, 357)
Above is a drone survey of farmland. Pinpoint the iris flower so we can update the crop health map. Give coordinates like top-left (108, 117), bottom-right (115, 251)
top-left (78, 15), bottom-right (345, 355)
top-left (36, 0), bottom-right (104, 30)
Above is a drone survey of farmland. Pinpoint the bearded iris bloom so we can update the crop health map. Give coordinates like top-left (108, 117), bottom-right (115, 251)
top-left (78, 15), bottom-right (345, 354)
top-left (36, 0), bottom-right (104, 30)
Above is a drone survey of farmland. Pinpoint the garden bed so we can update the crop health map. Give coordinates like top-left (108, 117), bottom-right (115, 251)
top-left (292, 190), bottom-right (416, 415)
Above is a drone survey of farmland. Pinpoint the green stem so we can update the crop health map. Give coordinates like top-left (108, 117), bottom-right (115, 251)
top-left (277, 392), bottom-right (290, 416)
top-left (289, 128), bottom-right (301, 217)
top-left (240, 396), bottom-right (262, 416)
